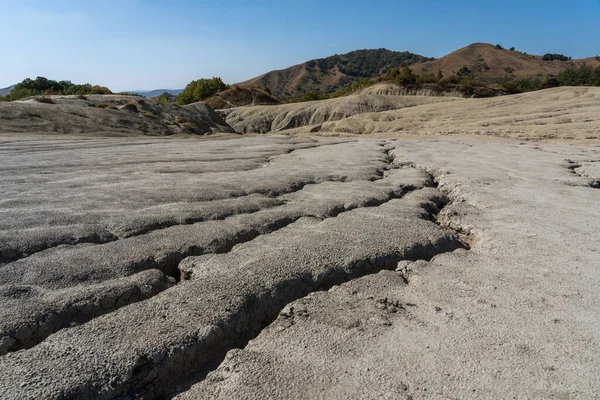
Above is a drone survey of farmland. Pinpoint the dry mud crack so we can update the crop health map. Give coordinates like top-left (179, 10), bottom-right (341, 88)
top-left (0, 137), bottom-right (468, 399)
top-left (1, 135), bottom-right (599, 399)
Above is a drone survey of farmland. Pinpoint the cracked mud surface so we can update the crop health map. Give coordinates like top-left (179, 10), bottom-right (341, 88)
top-left (0, 136), bottom-right (599, 399)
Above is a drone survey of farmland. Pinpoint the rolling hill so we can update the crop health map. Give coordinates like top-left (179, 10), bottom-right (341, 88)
top-left (238, 43), bottom-right (599, 101)
top-left (410, 43), bottom-right (600, 82)
top-left (0, 85), bottom-right (14, 97)
top-left (128, 89), bottom-right (183, 98)
top-left (237, 49), bottom-right (433, 101)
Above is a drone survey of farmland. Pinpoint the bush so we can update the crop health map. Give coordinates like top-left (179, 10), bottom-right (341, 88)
top-left (457, 66), bottom-right (472, 77)
top-left (296, 89), bottom-right (328, 102)
top-left (510, 47), bottom-right (515, 51)
top-left (556, 63), bottom-right (600, 86)
top-left (542, 53), bottom-right (570, 61)
top-left (177, 77), bottom-right (229, 105)
top-left (2, 77), bottom-right (112, 101)
top-left (495, 44), bottom-right (504, 50)
top-left (35, 97), bottom-right (55, 104)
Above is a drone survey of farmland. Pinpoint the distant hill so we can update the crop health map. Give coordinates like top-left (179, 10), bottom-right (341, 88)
top-left (150, 92), bottom-right (178, 103)
top-left (0, 85), bottom-right (14, 97)
top-left (237, 49), bottom-right (433, 101)
top-left (127, 89), bottom-right (183, 98)
top-left (410, 43), bottom-right (600, 82)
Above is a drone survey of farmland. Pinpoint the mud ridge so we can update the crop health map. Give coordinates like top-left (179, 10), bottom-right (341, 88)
top-left (0, 172), bottom-right (471, 400)
top-left (565, 159), bottom-right (600, 189)
top-left (164, 187), bottom-right (468, 399)
top-left (0, 147), bottom-right (417, 356)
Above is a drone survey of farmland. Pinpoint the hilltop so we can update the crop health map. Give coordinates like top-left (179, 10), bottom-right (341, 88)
top-left (410, 42), bottom-right (600, 82)
top-left (238, 43), bottom-right (599, 101)
top-left (238, 49), bottom-right (433, 101)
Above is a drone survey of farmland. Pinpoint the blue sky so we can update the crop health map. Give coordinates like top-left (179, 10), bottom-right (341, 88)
top-left (1, 0), bottom-right (599, 91)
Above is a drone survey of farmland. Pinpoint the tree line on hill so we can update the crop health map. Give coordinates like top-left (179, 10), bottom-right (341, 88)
top-left (0, 77), bottom-right (111, 101)
top-left (292, 62), bottom-right (600, 101)
top-left (3, 60), bottom-right (600, 105)
top-left (309, 49), bottom-right (434, 78)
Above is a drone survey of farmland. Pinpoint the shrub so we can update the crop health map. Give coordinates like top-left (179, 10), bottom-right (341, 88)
top-left (177, 77), bottom-right (229, 105)
top-left (35, 97), bottom-right (55, 104)
top-left (296, 89), bottom-right (328, 102)
top-left (495, 44), bottom-right (504, 50)
top-left (457, 66), bottom-right (472, 77)
top-left (542, 53), bottom-right (570, 61)
top-left (77, 95), bottom-right (88, 100)
top-left (2, 77), bottom-right (112, 101)
top-left (510, 47), bottom-right (515, 51)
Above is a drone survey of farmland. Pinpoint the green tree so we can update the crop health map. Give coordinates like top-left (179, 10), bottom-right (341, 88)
top-left (457, 66), bottom-right (472, 77)
top-left (297, 89), bottom-right (328, 102)
top-left (396, 67), bottom-right (417, 85)
top-left (2, 76), bottom-right (111, 101)
top-left (177, 77), bottom-right (229, 105)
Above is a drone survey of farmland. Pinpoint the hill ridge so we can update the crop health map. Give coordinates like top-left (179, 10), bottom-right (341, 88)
top-left (238, 43), bottom-right (599, 101)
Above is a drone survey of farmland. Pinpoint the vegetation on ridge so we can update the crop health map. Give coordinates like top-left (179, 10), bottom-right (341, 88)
top-left (0, 77), bottom-right (111, 101)
top-left (238, 48), bottom-right (433, 100)
top-left (177, 77), bottom-right (229, 105)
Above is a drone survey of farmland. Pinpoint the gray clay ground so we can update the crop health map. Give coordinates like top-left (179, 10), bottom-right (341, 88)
top-left (0, 135), bottom-right (599, 399)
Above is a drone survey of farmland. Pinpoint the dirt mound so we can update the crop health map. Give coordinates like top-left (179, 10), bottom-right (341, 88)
top-left (357, 82), bottom-right (463, 97)
top-left (313, 86), bottom-right (600, 140)
top-left (0, 95), bottom-right (235, 136)
top-left (224, 93), bottom-right (458, 133)
top-left (205, 85), bottom-right (279, 109)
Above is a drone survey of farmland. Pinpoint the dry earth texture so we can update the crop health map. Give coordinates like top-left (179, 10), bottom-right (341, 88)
top-left (0, 86), bottom-right (599, 399)
top-left (226, 85), bottom-right (600, 141)
top-left (0, 95), bottom-right (234, 136)
top-left (223, 90), bottom-right (460, 134)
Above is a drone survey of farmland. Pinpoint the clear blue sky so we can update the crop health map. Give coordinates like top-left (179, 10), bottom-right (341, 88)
top-left (1, 0), bottom-right (599, 92)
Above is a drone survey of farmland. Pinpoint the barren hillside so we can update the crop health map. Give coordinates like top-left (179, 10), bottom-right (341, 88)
top-left (223, 86), bottom-right (600, 141)
top-left (0, 95), bottom-right (234, 136)
top-left (313, 86), bottom-right (600, 140)
top-left (411, 43), bottom-right (600, 82)
top-left (224, 89), bottom-right (459, 133)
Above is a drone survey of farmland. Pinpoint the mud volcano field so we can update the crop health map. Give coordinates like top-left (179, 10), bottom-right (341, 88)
top-left (0, 132), bottom-right (598, 399)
